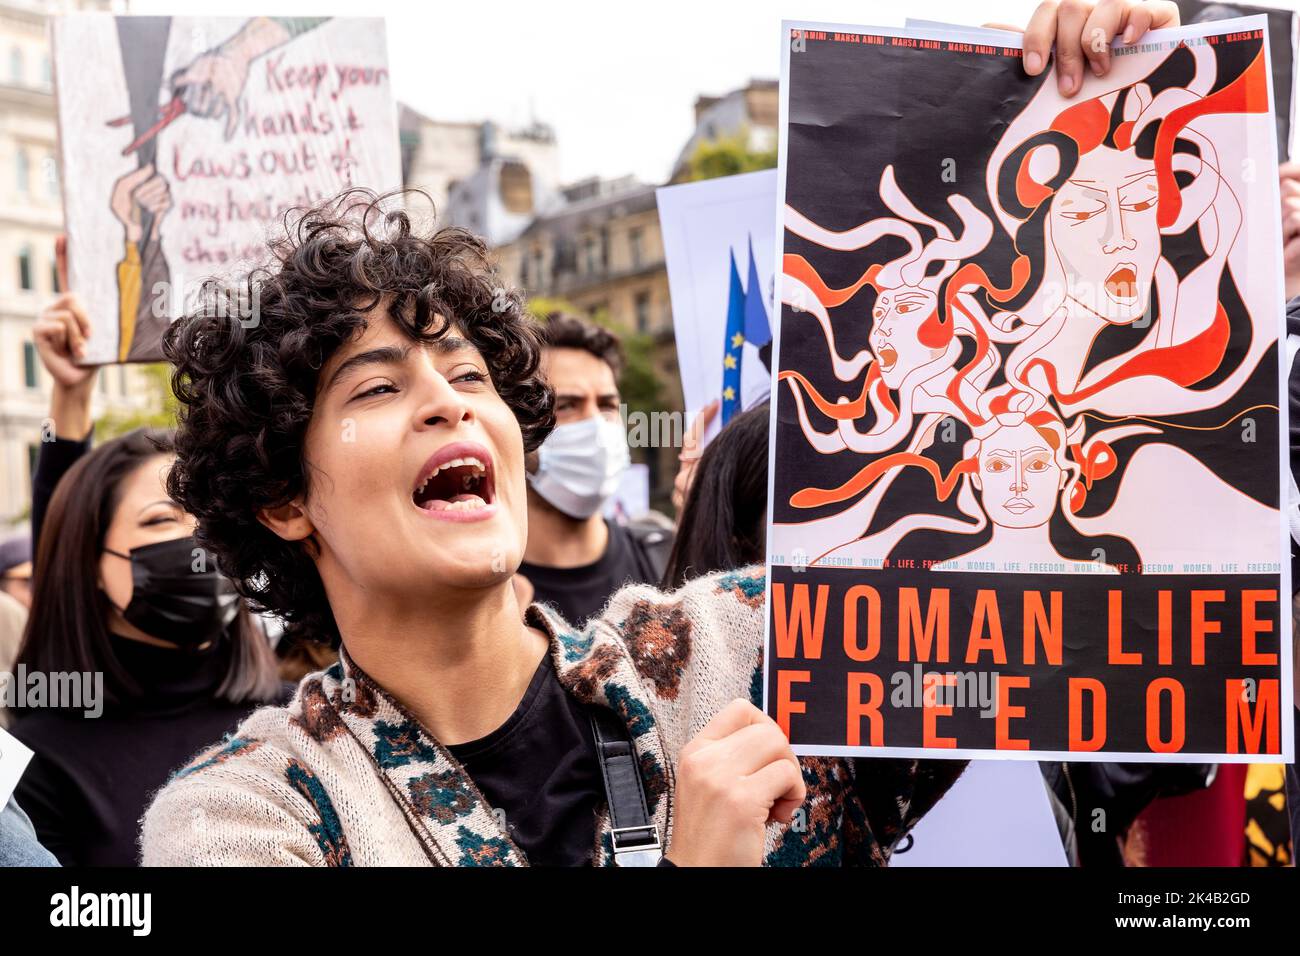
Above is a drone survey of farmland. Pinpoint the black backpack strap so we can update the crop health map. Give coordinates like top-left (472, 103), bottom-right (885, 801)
top-left (589, 706), bottom-right (662, 866)
top-left (624, 519), bottom-right (675, 586)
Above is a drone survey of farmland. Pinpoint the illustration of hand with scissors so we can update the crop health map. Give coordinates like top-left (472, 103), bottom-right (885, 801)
top-left (169, 17), bottom-right (327, 141)
top-left (101, 17), bottom-right (328, 360)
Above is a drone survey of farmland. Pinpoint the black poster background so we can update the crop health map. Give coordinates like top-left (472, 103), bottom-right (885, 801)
top-left (768, 27), bottom-right (1288, 758)
top-left (1177, 0), bottom-right (1295, 162)
top-left (768, 564), bottom-right (1283, 754)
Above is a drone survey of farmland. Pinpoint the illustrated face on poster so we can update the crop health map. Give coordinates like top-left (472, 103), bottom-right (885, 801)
top-left (1049, 146), bottom-right (1161, 324)
top-left (52, 15), bottom-right (401, 364)
top-left (766, 18), bottom-right (1293, 762)
top-left (870, 285), bottom-right (944, 390)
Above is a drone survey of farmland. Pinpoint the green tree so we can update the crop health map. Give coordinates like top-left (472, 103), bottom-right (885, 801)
top-left (682, 129), bottom-right (777, 182)
top-left (93, 363), bottom-right (179, 439)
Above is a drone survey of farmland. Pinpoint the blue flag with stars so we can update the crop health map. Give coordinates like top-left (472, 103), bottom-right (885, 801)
top-left (742, 234), bottom-right (771, 349)
top-left (722, 249), bottom-right (746, 424)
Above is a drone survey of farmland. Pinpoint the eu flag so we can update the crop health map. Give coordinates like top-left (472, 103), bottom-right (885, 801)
top-left (722, 249), bottom-right (745, 425)
top-left (742, 234), bottom-right (771, 349)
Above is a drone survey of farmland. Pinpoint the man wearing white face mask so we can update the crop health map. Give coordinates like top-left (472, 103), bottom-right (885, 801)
top-left (517, 313), bottom-right (672, 623)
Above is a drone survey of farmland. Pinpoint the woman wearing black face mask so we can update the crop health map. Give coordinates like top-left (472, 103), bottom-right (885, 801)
top-left (4, 263), bottom-right (282, 866)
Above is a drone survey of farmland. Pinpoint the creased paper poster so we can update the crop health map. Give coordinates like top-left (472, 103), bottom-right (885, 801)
top-left (0, 727), bottom-right (34, 809)
top-left (765, 18), bottom-right (1293, 763)
top-left (657, 171), bottom-right (777, 445)
top-left (52, 15), bottom-right (401, 363)
top-left (1176, 1), bottom-right (1298, 161)
top-left (889, 760), bottom-right (1068, 867)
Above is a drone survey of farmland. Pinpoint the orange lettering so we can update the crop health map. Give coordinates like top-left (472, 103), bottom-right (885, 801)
top-left (1190, 589), bottom-right (1225, 665)
top-left (846, 673), bottom-right (884, 746)
top-left (775, 670), bottom-right (810, 740)
top-left (1240, 590), bottom-right (1278, 666)
top-left (1068, 678), bottom-right (1106, 751)
top-left (1023, 591), bottom-right (1062, 665)
top-left (922, 673), bottom-right (957, 748)
top-left (1225, 678), bottom-right (1279, 754)
top-left (772, 583), bottom-right (828, 659)
top-left (899, 588), bottom-right (949, 662)
top-left (995, 676), bottom-right (1030, 750)
top-left (965, 590), bottom-right (1006, 665)
top-left (843, 585), bottom-right (881, 662)
top-left (1145, 678), bottom-right (1185, 753)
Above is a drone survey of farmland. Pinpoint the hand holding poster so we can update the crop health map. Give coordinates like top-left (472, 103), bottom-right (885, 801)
top-left (52, 15), bottom-right (401, 363)
top-left (765, 18), bottom-right (1293, 762)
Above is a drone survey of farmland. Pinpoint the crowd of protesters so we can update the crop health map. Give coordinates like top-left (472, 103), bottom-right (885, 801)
top-left (0, 0), bottom-right (1296, 868)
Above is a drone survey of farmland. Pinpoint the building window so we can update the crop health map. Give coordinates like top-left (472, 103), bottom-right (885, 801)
top-left (10, 47), bottom-right (22, 86)
top-left (43, 155), bottom-right (58, 199)
top-left (15, 148), bottom-right (29, 194)
top-left (599, 227), bottom-right (610, 270)
top-left (553, 237), bottom-right (576, 275)
top-left (584, 236), bottom-right (599, 275)
top-left (498, 161), bottom-right (533, 215)
top-left (23, 341), bottom-right (39, 388)
top-left (635, 292), bottom-right (651, 334)
top-left (18, 245), bottom-right (33, 290)
top-left (629, 228), bottom-right (643, 269)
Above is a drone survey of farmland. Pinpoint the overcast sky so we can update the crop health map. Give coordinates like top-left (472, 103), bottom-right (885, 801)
top-left (127, 0), bottom-right (1300, 185)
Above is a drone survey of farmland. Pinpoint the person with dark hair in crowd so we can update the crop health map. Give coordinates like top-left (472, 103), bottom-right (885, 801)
top-left (515, 312), bottom-right (671, 624)
top-left (0, 534), bottom-right (32, 721)
top-left (0, 535), bottom-right (32, 609)
top-left (135, 189), bottom-right (969, 867)
top-left (662, 402), bottom-right (769, 590)
top-left (6, 256), bottom-right (282, 866)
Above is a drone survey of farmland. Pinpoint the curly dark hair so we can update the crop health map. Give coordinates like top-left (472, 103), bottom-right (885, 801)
top-left (163, 189), bottom-right (554, 642)
top-left (536, 310), bottom-right (624, 378)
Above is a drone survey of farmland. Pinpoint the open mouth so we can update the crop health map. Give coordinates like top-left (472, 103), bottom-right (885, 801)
top-left (1002, 497), bottom-right (1034, 515)
top-left (876, 344), bottom-right (898, 371)
top-left (412, 441), bottom-right (497, 522)
top-left (1104, 263), bottom-right (1139, 303)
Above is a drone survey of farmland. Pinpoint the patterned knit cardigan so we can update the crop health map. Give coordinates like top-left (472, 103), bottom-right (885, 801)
top-left (140, 568), bottom-right (966, 866)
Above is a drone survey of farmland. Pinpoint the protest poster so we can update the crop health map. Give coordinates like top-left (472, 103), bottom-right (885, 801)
top-left (921, 6), bottom-right (1300, 160)
top-left (1176, 1), bottom-right (1298, 161)
top-left (889, 760), bottom-right (1069, 867)
top-left (0, 728), bottom-right (34, 809)
top-left (51, 15), bottom-right (401, 363)
top-left (657, 170), bottom-right (777, 445)
top-left (764, 18), bottom-right (1294, 762)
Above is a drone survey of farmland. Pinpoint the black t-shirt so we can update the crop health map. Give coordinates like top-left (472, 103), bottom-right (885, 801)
top-left (10, 635), bottom-right (282, 866)
top-left (518, 520), bottom-right (658, 625)
top-left (447, 653), bottom-right (603, 866)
